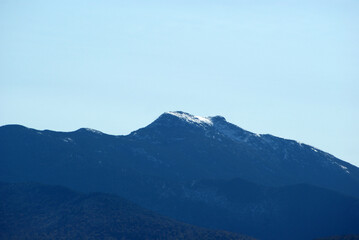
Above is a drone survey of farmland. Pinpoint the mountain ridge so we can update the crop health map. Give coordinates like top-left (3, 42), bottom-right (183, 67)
top-left (1, 111), bottom-right (359, 240)
top-left (0, 181), bottom-right (254, 240)
top-left (1, 111), bottom-right (358, 192)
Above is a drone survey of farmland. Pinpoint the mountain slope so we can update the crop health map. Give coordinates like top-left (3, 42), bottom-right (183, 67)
top-left (1, 111), bottom-right (359, 239)
top-left (0, 182), bottom-right (253, 240)
top-left (130, 111), bottom-right (359, 195)
top-left (315, 236), bottom-right (359, 240)
top-left (180, 178), bottom-right (359, 240)
top-left (1, 111), bottom-right (358, 197)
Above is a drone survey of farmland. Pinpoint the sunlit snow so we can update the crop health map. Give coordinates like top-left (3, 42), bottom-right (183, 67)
top-left (167, 111), bottom-right (213, 126)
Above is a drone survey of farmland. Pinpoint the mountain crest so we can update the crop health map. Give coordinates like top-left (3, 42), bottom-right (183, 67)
top-left (165, 111), bottom-right (214, 126)
top-left (156, 111), bottom-right (233, 128)
top-left (146, 111), bottom-right (216, 130)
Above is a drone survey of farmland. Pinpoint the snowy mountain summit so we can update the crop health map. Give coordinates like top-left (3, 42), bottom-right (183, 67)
top-left (132, 111), bottom-right (356, 183)
top-left (144, 111), bottom-right (259, 144)
top-left (166, 111), bottom-right (214, 126)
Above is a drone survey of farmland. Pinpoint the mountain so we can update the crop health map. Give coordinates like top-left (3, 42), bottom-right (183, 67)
top-left (315, 236), bottom-right (359, 240)
top-left (129, 111), bottom-right (359, 195)
top-left (183, 178), bottom-right (359, 240)
top-left (0, 181), bottom-right (253, 240)
top-left (1, 111), bottom-right (359, 239)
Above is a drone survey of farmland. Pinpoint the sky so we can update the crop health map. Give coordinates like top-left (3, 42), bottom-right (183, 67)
top-left (0, 0), bottom-right (358, 166)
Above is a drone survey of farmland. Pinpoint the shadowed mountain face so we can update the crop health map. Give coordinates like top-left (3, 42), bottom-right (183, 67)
top-left (0, 182), bottom-right (253, 240)
top-left (183, 178), bottom-right (359, 240)
top-left (1, 111), bottom-right (359, 240)
top-left (315, 236), bottom-right (359, 240)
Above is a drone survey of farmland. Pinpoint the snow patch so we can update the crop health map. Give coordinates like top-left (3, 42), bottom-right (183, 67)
top-left (167, 111), bottom-right (213, 126)
top-left (311, 148), bottom-right (318, 153)
top-left (84, 128), bottom-right (103, 134)
top-left (212, 119), bottom-right (260, 144)
top-left (63, 137), bottom-right (74, 143)
top-left (333, 162), bottom-right (350, 174)
top-left (216, 125), bottom-right (250, 142)
top-left (340, 165), bottom-right (348, 170)
top-left (339, 164), bottom-right (350, 174)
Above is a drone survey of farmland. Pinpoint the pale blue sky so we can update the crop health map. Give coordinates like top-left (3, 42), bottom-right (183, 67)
top-left (1, 1), bottom-right (358, 166)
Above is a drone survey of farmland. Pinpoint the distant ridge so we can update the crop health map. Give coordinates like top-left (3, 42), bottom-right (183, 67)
top-left (0, 181), bottom-right (253, 240)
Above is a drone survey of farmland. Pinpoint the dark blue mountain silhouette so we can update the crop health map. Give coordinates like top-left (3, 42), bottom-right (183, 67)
top-left (1, 111), bottom-right (358, 240)
top-left (0, 181), bottom-right (253, 240)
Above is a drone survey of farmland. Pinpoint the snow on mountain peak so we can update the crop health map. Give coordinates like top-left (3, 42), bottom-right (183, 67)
top-left (166, 111), bottom-right (213, 126)
top-left (80, 128), bottom-right (103, 134)
top-left (155, 111), bottom-right (265, 144)
top-left (164, 111), bottom-right (257, 142)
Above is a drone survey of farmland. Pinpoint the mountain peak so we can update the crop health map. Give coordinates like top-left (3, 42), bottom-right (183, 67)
top-left (76, 128), bottom-right (103, 135)
top-left (163, 111), bottom-right (228, 125)
top-left (208, 115), bottom-right (227, 122)
top-left (162, 111), bottom-right (214, 127)
top-left (132, 111), bottom-right (262, 145)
